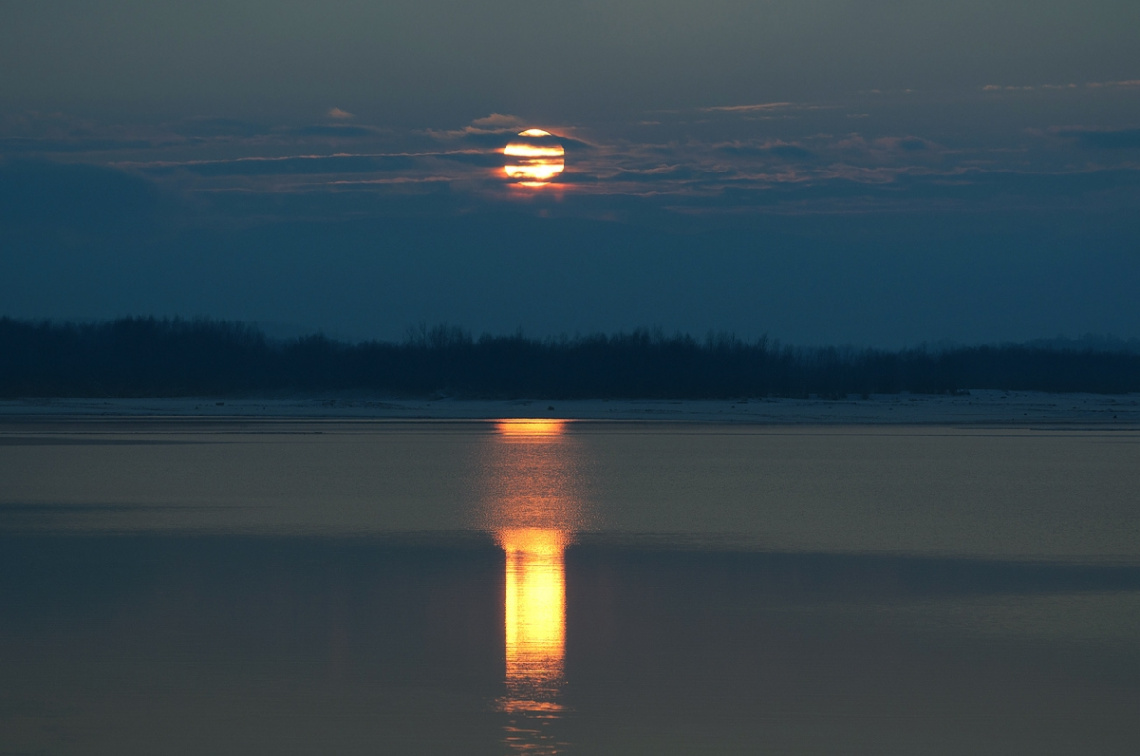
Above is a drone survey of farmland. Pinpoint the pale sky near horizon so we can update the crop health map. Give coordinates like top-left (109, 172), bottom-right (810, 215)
top-left (2, 1), bottom-right (1138, 345)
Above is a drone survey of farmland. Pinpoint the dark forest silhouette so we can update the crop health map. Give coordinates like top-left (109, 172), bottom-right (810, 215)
top-left (1, 317), bottom-right (1138, 398)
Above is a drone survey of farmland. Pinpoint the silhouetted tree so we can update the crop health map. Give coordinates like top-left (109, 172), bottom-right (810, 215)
top-left (1, 317), bottom-right (1137, 398)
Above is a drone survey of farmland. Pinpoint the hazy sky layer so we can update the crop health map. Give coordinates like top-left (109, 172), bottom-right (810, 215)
top-left (1, 1), bottom-right (1138, 345)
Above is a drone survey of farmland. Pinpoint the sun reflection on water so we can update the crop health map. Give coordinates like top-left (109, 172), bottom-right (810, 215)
top-left (484, 417), bottom-right (583, 753)
top-left (499, 527), bottom-right (566, 713)
top-left (495, 418), bottom-right (568, 438)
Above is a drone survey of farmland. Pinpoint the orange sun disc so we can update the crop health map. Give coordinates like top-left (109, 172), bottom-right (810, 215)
top-left (503, 129), bottom-right (565, 187)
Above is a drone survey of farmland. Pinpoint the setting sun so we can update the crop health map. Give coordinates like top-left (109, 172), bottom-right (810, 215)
top-left (503, 129), bottom-right (565, 187)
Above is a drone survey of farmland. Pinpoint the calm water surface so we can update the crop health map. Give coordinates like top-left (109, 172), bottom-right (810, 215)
top-left (1, 419), bottom-right (1138, 754)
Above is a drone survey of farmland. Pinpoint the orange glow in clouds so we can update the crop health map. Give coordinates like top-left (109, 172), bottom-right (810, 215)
top-left (503, 129), bottom-right (565, 187)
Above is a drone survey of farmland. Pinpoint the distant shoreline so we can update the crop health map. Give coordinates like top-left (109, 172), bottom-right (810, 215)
top-left (2, 390), bottom-right (1138, 426)
top-left (6, 319), bottom-right (1140, 400)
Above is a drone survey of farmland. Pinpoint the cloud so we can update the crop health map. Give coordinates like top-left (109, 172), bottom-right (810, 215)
top-left (170, 117), bottom-right (386, 142)
top-left (984, 79), bottom-right (1140, 93)
top-left (424, 115), bottom-right (528, 148)
top-left (434, 151), bottom-right (504, 168)
top-left (828, 134), bottom-right (942, 157)
top-left (426, 116), bottom-right (595, 153)
top-left (702, 102), bottom-right (795, 113)
top-left (1052, 127), bottom-right (1140, 150)
top-left (136, 153), bottom-right (422, 178)
top-left (875, 136), bottom-right (935, 152)
top-left (288, 124), bottom-right (379, 138)
top-left (983, 84), bottom-right (1037, 92)
top-left (609, 165), bottom-right (724, 184)
top-left (716, 141), bottom-right (814, 160)
top-left (1085, 80), bottom-right (1140, 89)
top-left (327, 108), bottom-right (354, 120)
top-left (6, 99), bottom-right (1135, 231)
top-left (428, 128), bottom-right (515, 148)
top-left (470, 113), bottom-right (527, 129)
top-left (0, 137), bottom-right (158, 154)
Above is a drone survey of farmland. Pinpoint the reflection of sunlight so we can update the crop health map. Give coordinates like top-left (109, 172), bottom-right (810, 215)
top-left (495, 419), bottom-right (568, 439)
top-left (499, 527), bottom-right (566, 713)
top-left (486, 417), bottom-right (579, 753)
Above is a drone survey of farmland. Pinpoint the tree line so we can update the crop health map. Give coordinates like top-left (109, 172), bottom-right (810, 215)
top-left (1, 317), bottom-right (1138, 398)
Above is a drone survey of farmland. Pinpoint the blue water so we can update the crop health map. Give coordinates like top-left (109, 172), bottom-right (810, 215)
top-left (1, 419), bottom-right (1138, 754)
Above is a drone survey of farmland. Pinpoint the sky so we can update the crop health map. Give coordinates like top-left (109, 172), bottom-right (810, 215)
top-left (1, 0), bottom-right (1138, 346)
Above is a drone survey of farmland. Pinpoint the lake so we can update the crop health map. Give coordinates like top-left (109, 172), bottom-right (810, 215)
top-left (1, 418), bottom-right (1138, 754)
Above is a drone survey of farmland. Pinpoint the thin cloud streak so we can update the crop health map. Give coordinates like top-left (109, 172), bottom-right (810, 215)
top-left (702, 102), bottom-right (796, 113)
top-left (983, 78), bottom-right (1140, 92)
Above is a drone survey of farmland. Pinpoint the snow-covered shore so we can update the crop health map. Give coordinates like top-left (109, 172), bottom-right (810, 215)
top-left (1, 390), bottom-right (1138, 426)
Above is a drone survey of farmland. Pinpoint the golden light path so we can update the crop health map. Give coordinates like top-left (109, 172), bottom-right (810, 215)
top-left (499, 526), bottom-right (567, 711)
top-left (495, 418), bottom-right (568, 438)
top-left (503, 129), bottom-right (565, 187)
top-left (486, 417), bottom-right (579, 753)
